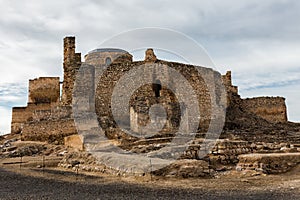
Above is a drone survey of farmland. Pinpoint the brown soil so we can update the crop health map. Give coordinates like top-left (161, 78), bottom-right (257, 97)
top-left (0, 156), bottom-right (299, 200)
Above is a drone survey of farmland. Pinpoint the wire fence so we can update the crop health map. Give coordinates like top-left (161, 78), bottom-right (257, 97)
top-left (0, 155), bottom-right (104, 181)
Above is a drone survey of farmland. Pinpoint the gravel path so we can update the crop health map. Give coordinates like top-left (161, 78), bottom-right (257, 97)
top-left (0, 168), bottom-right (299, 200)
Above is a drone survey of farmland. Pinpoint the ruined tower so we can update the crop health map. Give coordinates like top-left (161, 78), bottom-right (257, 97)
top-left (61, 37), bottom-right (81, 105)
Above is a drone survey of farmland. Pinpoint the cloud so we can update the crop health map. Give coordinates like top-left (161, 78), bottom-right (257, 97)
top-left (0, 83), bottom-right (27, 105)
top-left (0, 106), bottom-right (11, 135)
top-left (0, 82), bottom-right (27, 134)
top-left (210, 39), bottom-right (300, 91)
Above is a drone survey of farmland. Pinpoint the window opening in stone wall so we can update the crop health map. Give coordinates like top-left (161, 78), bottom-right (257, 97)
top-left (152, 79), bottom-right (162, 97)
top-left (105, 57), bottom-right (112, 65)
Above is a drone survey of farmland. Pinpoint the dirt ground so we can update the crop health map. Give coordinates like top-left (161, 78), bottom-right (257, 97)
top-left (0, 156), bottom-right (299, 200)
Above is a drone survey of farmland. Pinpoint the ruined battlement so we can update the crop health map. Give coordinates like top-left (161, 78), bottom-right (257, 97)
top-left (28, 77), bottom-right (60, 104)
top-left (61, 36), bottom-right (82, 106)
top-left (242, 96), bottom-right (287, 123)
top-left (10, 37), bottom-right (81, 142)
top-left (222, 71), bottom-right (238, 94)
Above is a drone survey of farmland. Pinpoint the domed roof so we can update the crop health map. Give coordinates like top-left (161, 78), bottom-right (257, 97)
top-left (87, 48), bottom-right (128, 54)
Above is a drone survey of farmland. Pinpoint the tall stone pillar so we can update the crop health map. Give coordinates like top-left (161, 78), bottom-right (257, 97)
top-left (61, 36), bottom-right (81, 105)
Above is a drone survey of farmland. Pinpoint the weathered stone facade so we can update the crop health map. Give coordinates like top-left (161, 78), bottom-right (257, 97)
top-left (28, 77), bottom-right (60, 104)
top-left (95, 56), bottom-right (225, 139)
top-left (10, 36), bottom-right (289, 145)
top-left (11, 103), bottom-right (52, 134)
top-left (61, 37), bottom-right (81, 106)
top-left (241, 97), bottom-right (287, 123)
top-left (10, 37), bottom-right (80, 143)
top-left (11, 77), bottom-right (61, 135)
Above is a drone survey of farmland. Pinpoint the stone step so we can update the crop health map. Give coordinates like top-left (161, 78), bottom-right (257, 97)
top-left (236, 152), bottom-right (300, 174)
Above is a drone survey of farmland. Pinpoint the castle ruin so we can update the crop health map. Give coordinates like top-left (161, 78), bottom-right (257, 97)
top-left (7, 36), bottom-right (300, 177)
top-left (10, 36), bottom-right (288, 144)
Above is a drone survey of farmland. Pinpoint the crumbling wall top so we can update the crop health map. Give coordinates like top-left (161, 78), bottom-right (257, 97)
top-left (144, 48), bottom-right (157, 62)
top-left (28, 77), bottom-right (60, 104)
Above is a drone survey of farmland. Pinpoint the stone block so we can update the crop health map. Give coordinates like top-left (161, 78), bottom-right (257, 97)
top-left (64, 134), bottom-right (84, 151)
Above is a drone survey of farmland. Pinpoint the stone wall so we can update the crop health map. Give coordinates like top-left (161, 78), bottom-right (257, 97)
top-left (11, 103), bottom-right (53, 134)
top-left (84, 48), bottom-right (132, 66)
top-left (129, 83), bottom-right (182, 134)
top-left (28, 77), bottom-right (60, 104)
top-left (15, 104), bottom-right (75, 143)
top-left (221, 71), bottom-right (238, 95)
top-left (179, 139), bottom-right (254, 164)
top-left (221, 71), bottom-right (239, 107)
top-left (12, 76), bottom-right (61, 134)
top-left (32, 106), bottom-right (73, 122)
top-left (237, 153), bottom-right (300, 174)
top-left (21, 119), bottom-right (76, 144)
top-left (10, 36), bottom-right (80, 141)
top-left (84, 48), bottom-right (133, 91)
top-left (61, 37), bottom-right (81, 106)
top-left (11, 104), bottom-right (76, 143)
top-left (11, 107), bottom-right (28, 134)
top-left (241, 97), bottom-right (287, 123)
top-left (95, 52), bottom-right (227, 140)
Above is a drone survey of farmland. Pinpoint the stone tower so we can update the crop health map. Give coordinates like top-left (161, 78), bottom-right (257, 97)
top-left (61, 36), bottom-right (81, 106)
top-left (84, 48), bottom-right (133, 90)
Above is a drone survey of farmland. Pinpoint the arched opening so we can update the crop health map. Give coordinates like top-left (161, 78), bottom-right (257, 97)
top-left (105, 57), bottom-right (112, 65)
top-left (152, 79), bottom-right (162, 97)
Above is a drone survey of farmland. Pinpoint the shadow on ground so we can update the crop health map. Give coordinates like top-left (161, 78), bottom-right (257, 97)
top-left (0, 168), bottom-right (299, 200)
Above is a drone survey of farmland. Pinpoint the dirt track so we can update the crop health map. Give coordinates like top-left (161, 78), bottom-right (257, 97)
top-left (0, 163), bottom-right (299, 200)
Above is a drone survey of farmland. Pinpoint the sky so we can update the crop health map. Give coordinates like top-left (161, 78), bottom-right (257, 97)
top-left (0, 0), bottom-right (300, 134)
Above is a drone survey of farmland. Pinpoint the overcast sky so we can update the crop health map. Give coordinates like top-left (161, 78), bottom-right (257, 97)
top-left (0, 0), bottom-right (300, 134)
